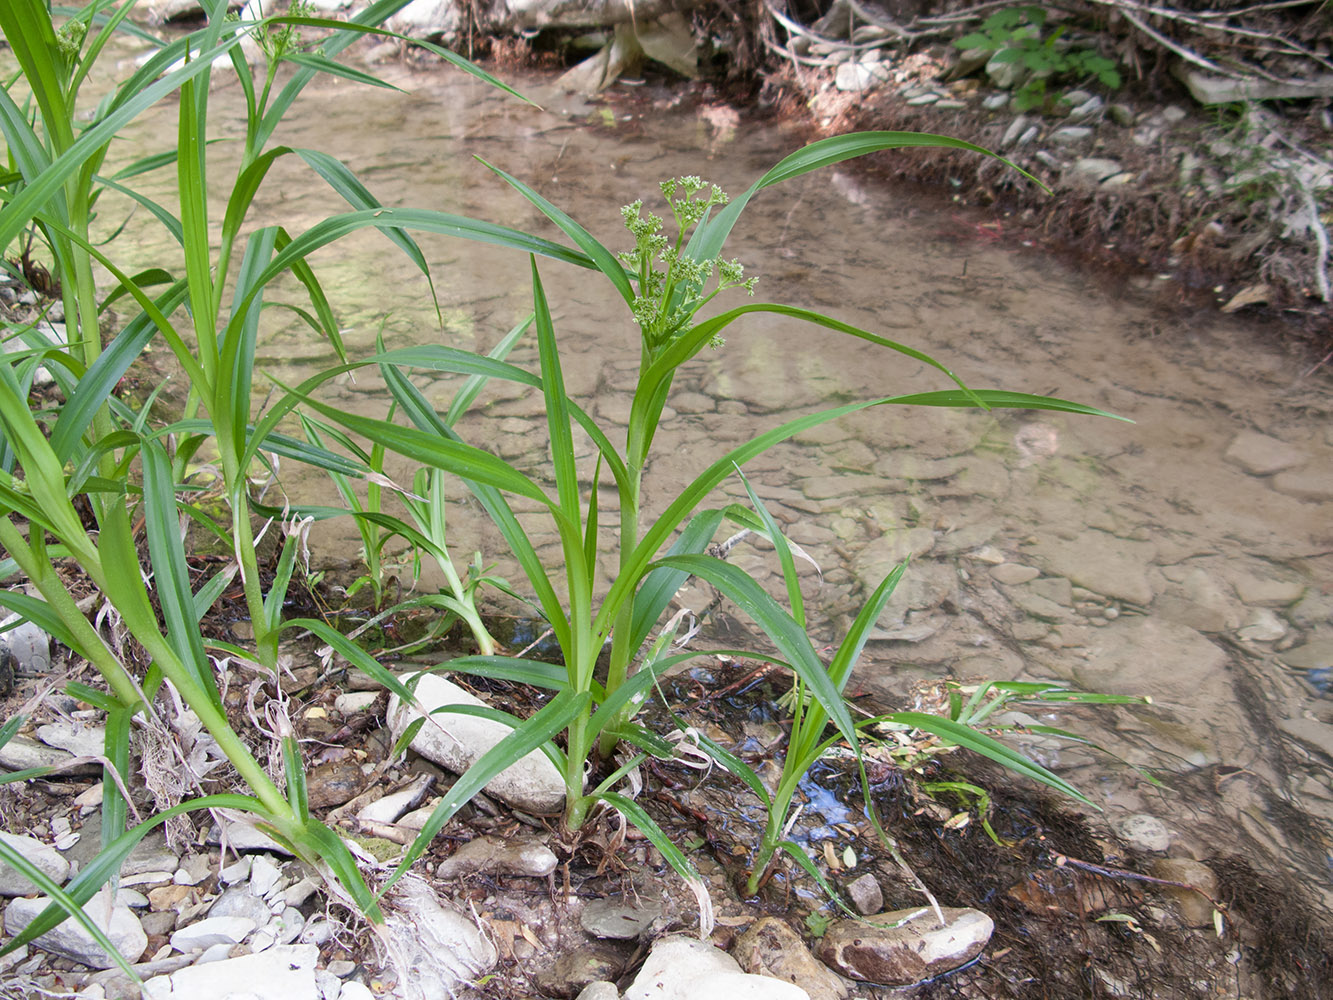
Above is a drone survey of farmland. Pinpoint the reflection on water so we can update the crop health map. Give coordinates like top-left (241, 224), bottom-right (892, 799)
top-left (94, 40), bottom-right (1333, 916)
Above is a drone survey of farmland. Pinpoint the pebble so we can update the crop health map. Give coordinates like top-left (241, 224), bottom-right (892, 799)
top-left (333, 691), bottom-right (380, 713)
top-left (1223, 431), bottom-right (1307, 475)
top-left (846, 873), bottom-right (883, 915)
top-left (248, 856), bottom-right (283, 898)
top-left (1051, 126), bottom-right (1093, 144)
top-left (579, 897), bottom-right (662, 939)
top-left (817, 906), bottom-right (994, 986)
top-left (356, 773), bottom-right (434, 824)
top-left (36, 721), bottom-right (106, 758)
top-left (1271, 468), bottom-right (1333, 502)
top-left (535, 939), bottom-right (633, 997)
top-left (1236, 608), bottom-right (1286, 642)
top-left (170, 915), bottom-right (256, 952)
top-left (990, 563), bottom-right (1040, 586)
top-left (0, 735), bottom-right (100, 775)
top-left (1150, 858), bottom-right (1220, 927)
top-left (436, 834), bottom-right (559, 879)
top-left (1115, 813), bottom-right (1172, 852)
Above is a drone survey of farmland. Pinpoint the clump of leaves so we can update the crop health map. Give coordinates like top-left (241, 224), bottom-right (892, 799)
top-left (956, 6), bottom-right (1121, 112)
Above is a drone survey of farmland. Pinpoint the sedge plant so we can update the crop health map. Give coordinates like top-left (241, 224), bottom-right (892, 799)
top-left (0, 0), bottom-right (555, 951)
top-left (280, 148), bottom-right (1125, 902)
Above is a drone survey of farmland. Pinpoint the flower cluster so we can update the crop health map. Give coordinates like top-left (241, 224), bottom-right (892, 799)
top-left (619, 177), bottom-right (757, 353)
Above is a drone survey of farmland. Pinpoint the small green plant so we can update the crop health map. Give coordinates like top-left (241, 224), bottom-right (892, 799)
top-left (956, 6), bottom-right (1121, 112)
top-left (286, 147), bottom-right (1123, 909)
top-left (0, 0), bottom-right (535, 963)
top-left (670, 485), bottom-right (1145, 896)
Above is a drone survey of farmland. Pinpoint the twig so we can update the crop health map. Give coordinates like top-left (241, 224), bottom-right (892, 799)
top-left (1053, 853), bottom-right (1228, 913)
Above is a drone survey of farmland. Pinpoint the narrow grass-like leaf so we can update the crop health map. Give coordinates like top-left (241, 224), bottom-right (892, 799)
top-left (284, 51), bottom-right (403, 90)
top-left (140, 438), bottom-right (215, 701)
top-left (774, 840), bottom-right (859, 916)
top-left (283, 618), bottom-right (418, 706)
top-left (696, 131), bottom-right (1048, 262)
top-left (597, 791), bottom-right (704, 892)
top-left (885, 711), bottom-right (1093, 806)
top-left (653, 554), bottom-right (858, 751)
top-left (736, 472), bottom-right (804, 626)
top-left (0, 839), bottom-right (137, 979)
top-left (433, 655), bottom-right (569, 690)
top-left (383, 690), bottom-right (589, 895)
top-left (283, 736), bottom-right (309, 824)
top-left (0, 590), bottom-right (80, 650)
top-left (389, 718), bottom-right (426, 762)
top-left (478, 158), bottom-right (633, 304)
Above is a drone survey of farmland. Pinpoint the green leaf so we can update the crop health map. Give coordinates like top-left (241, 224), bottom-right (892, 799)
top-left (886, 711), bottom-right (1094, 806)
top-left (478, 158), bottom-right (633, 304)
top-left (383, 690), bottom-right (589, 895)
top-left (653, 554), bottom-right (859, 752)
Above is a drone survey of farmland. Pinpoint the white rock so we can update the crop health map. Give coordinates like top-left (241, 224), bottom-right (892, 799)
top-left (0, 832), bottom-right (71, 896)
top-left (316, 969), bottom-right (343, 1000)
top-left (334, 691), bottom-right (380, 713)
top-left (0, 614), bottom-right (51, 673)
top-left (387, 674), bottom-right (565, 814)
top-left (194, 942), bottom-right (236, 964)
top-left (273, 906), bottom-right (305, 944)
top-left (248, 856), bottom-right (282, 897)
top-left (4, 888), bottom-right (148, 968)
top-left (382, 877), bottom-right (498, 998)
top-left (357, 773), bottom-right (434, 825)
top-left (170, 915), bottom-right (256, 952)
top-left (339, 983), bottom-right (374, 1000)
top-left (624, 935), bottom-right (808, 1000)
top-left (0, 735), bottom-right (99, 775)
top-left (36, 721), bottom-right (106, 758)
top-left (158, 944), bottom-right (320, 1000)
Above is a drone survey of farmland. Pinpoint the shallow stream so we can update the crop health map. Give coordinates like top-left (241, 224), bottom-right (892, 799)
top-left (98, 43), bottom-right (1333, 933)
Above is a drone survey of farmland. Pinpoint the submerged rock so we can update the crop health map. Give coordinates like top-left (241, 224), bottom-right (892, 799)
top-left (816, 907), bottom-right (993, 986)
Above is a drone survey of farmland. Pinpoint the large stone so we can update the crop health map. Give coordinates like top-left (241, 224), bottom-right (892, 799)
top-left (1025, 531), bottom-right (1156, 606)
top-left (1223, 431), bottom-right (1306, 475)
top-left (4, 888), bottom-right (148, 969)
top-left (0, 833), bottom-right (70, 896)
top-left (624, 935), bottom-right (810, 1000)
top-left (817, 907), bottom-right (993, 985)
top-left (1072, 617), bottom-right (1226, 703)
top-left (733, 917), bottom-right (849, 1000)
top-left (0, 735), bottom-right (100, 776)
top-left (143, 943), bottom-right (319, 999)
top-left (387, 673), bottom-right (565, 814)
top-left (1271, 468), bottom-right (1333, 503)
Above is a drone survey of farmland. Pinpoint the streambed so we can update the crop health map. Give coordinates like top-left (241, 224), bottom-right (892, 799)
top-left (12, 32), bottom-right (1333, 997)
